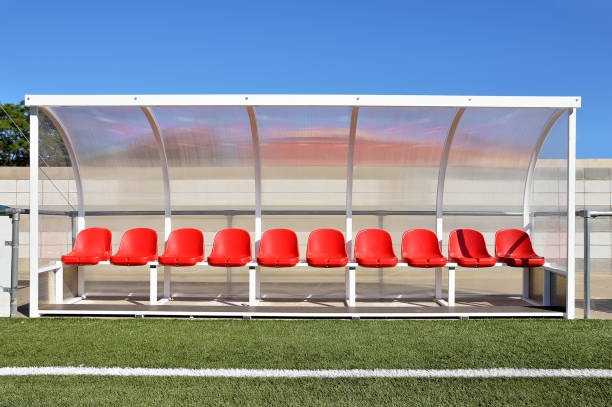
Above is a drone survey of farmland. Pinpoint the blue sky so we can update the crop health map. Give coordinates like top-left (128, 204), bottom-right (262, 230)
top-left (1, 0), bottom-right (610, 158)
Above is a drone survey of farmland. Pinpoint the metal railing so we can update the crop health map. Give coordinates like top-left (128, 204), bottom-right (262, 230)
top-left (577, 210), bottom-right (612, 319)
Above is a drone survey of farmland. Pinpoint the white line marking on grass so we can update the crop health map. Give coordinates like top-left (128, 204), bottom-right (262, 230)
top-left (0, 367), bottom-right (611, 378)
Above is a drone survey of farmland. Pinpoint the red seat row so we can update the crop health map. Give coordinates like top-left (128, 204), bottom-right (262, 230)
top-left (62, 227), bottom-right (545, 269)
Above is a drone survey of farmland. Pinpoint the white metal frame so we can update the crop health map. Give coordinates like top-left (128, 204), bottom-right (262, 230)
top-left (26, 94), bottom-right (580, 318)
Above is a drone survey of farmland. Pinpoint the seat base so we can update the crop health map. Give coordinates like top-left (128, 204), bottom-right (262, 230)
top-left (450, 257), bottom-right (497, 268)
top-left (498, 256), bottom-right (545, 267)
top-left (355, 257), bottom-right (398, 268)
top-left (403, 257), bottom-right (447, 268)
top-left (110, 255), bottom-right (158, 266)
top-left (307, 257), bottom-right (349, 268)
top-left (207, 256), bottom-right (252, 267)
top-left (62, 253), bottom-right (110, 266)
top-left (158, 255), bottom-right (205, 267)
top-left (257, 256), bottom-right (300, 267)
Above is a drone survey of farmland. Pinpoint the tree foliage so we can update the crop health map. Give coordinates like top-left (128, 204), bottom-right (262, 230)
top-left (0, 101), bottom-right (71, 166)
top-left (0, 101), bottom-right (29, 166)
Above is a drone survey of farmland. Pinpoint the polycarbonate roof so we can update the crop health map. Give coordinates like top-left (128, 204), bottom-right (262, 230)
top-left (28, 95), bottom-right (580, 215)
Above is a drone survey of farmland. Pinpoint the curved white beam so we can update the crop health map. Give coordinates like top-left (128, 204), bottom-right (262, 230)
top-left (435, 108), bottom-right (466, 245)
top-left (247, 107), bottom-right (262, 252)
top-left (41, 107), bottom-right (85, 232)
top-left (346, 107), bottom-right (359, 260)
top-left (142, 107), bottom-right (172, 241)
top-left (522, 108), bottom-right (567, 233)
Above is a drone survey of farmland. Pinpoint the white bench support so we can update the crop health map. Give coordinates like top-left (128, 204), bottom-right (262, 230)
top-left (345, 265), bottom-right (356, 307)
top-left (54, 261), bottom-right (63, 304)
top-left (447, 264), bottom-right (456, 307)
top-left (163, 266), bottom-right (171, 299)
top-left (77, 267), bottom-right (85, 298)
top-left (435, 267), bottom-right (443, 299)
top-left (248, 264), bottom-right (259, 306)
top-left (149, 263), bottom-right (158, 305)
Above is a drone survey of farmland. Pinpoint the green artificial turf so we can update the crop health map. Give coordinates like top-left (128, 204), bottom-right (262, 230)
top-left (1, 319), bottom-right (611, 406)
top-left (0, 377), bottom-right (611, 406)
top-left (0, 319), bottom-right (611, 369)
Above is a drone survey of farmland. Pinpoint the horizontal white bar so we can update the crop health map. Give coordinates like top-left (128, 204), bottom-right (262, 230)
top-left (24, 94), bottom-right (581, 108)
top-left (38, 263), bottom-right (61, 274)
top-left (81, 260), bottom-right (566, 273)
top-left (37, 309), bottom-right (564, 318)
top-left (0, 367), bottom-right (607, 378)
top-left (544, 265), bottom-right (568, 277)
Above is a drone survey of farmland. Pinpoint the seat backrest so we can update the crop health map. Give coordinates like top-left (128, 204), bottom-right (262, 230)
top-left (307, 229), bottom-right (347, 258)
top-left (258, 229), bottom-right (299, 258)
top-left (210, 228), bottom-right (251, 258)
top-left (449, 229), bottom-right (491, 258)
top-left (165, 228), bottom-right (204, 257)
top-left (496, 229), bottom-right (537, 258)
top-left (117, 228), bottom-right (158, 256)
top-left (402, 229), bottom-right (442, 258)
top-left (354, 229), bottom-right (396, 259)
top-left (74, 227), bottom-right (112, 255)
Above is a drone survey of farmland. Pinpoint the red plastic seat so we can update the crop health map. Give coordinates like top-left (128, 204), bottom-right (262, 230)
top-left (306, 229), bottom-right (349, 268)
top-left (256, 229), bottom-right (300, 267)
top-left (354, 229), bottom-right (398, 268)
top-left (207, 228), bottom-right (252, 267)
top-left (448, 229), bottom-right (496, 267)
top-left (495, 229), bottom-right (545, 267)
top-left (62, 227), bottom-right (112, 265)
top-left (158, 228), bottom-right (204, 267)
top-left (401, 229), bottom-right (447, 268)
top-left (110, 228), bottom-right (158, 266)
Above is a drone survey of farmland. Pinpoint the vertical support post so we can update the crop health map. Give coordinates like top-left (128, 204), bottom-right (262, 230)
top-left (436, 108), bottom-right (466, 246)
top-left (377, 213), bottom-right (384, 297)
top-left (29, 107), bottom-right (39, 317)
top-left (163, 268), bottom-right (171, 299)
top-left (566, 108), bottom-right (576, 319)
top-left (9, 212), bottom-right (20, 316)
top-left (71, 213), bottom-right (77, 247)
top-left (522, 269), bottom-right (529, 299)
top-left (435, 268), bottom-right (442, 299)
top-left (248, 108), bottom-right (262, 307)
top-left (226, 213), bottom-right (233, 295)
top-left (346, 107), bottom-right (358, 261)
top-left (77, 268), bottom-right (85, 298)
top-left (583, 211), bottom-right (591, 318)
top-left (248, 264), bottom-right (258, 306)
top-left (345, 266), bottom-right (356, 307)
top-left (247, 107), bottom-right (262, 254)
top-left (543, 269), bottom-right (551, 307)
top-left (447, 265), bottom-right (456, 307)
top-left (149, 263), bottom-right (158, 305)
top-left (54, 261), bottom-right (63, 304)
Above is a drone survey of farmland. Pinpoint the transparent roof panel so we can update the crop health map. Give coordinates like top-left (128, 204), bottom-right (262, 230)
top-left (530, 110), bottom-right (568, 270)
top-left (47, 107), bottom-right (164, 210)
top-left (257, 107), bottom-right (351, 211)
top-left (152, 107), bottom-right (254, 210)
top-left (443, 108), bottom-right (556, 212)
top-left (353, 107), bottom-right (457, 211)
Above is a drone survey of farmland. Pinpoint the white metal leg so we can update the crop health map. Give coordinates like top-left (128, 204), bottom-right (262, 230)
top-left (149, 264), bottom-right (158, 305)
top-left (249, 265), bottom-right (258, 306)
top-left (345, 266), bottom-right (356, 307)
top-left (77, 267), bottom-right (85, 298)
top-left (163, 266), bottom-right (171, 299)
top-left (447, 266), bottom-right (456, 307)
top-left (522, 268), bottom-right (529, 299)
top-left (543, 269), bottom-right (551, 306)
top-left (255, 266), bottom-right (261, 298)
top-left (435, 268), bottom-right (442, 299)
top-left (54, 261), bottom-right (63, 304)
